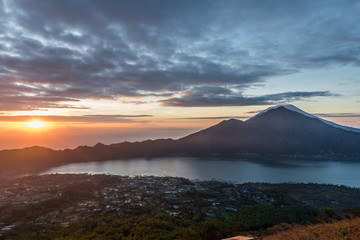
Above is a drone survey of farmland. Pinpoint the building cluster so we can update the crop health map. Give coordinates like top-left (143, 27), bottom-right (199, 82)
top-left (0, 174), bottom-right (278, 236)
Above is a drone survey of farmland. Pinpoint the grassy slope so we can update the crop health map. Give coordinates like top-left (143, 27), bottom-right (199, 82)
top-left (263, 217), bottom-right (360, 240)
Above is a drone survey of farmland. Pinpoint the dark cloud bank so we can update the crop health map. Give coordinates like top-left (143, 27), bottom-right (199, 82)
top-left (0, 114), bottom-right (152, 123)
top-left (1, 0), bottom-right (359, 110)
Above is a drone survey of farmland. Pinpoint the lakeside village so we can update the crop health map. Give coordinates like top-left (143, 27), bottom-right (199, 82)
top-left (0, 174), bottom-right (271, 230)
top-left (1, 174), bottom-right (360, 239)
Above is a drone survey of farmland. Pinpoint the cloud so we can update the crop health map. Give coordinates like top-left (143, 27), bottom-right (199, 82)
top-left (120, 100), bottom-right (147, 105)
top-left (0, 114), bottom-right (153, 123)
top-left (0, 96), bottom-right (86, 111)
top-left (176, 116), bottom-right (247, 120)
top-left (315, 113), bottom-right (360, 118)
top-left (159, 89), bottom-right (335, 107)
top-left (246, 110), bottom-right (262, 114)
top-left (0, 0), bottom-right (359, 110)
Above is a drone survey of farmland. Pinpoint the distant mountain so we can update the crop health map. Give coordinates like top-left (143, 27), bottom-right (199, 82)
top-left (1, 105), bottom-right (360, 176)
top-left (250, 104), bottom-right (360, 133)
top-left (178, 105), bottom-right (360, 155)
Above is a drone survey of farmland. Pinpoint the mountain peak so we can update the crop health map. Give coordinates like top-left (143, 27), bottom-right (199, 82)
top-left (247, 104), bottom-right (360, 133)
top-left (248, 104), bottom-right (313, 121)
top-left (212, 118), bottom-right (244, 130)
top-left (220, 118), bottom-right (243, 123)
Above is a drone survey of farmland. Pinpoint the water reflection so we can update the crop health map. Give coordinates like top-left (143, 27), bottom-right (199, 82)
top-left (40, 157), bottom-right (360, 187)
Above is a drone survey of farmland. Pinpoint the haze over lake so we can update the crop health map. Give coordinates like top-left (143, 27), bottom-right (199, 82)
top-left (41, 157), bottom-right (360, 187)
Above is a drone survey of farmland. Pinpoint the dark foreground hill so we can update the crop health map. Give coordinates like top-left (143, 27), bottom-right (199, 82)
top-left (1, 105), bottom-right (360, 176)
top-left (1, 174), bottom-right (360, 239)
top-left (263, 217), bottom-right (360, 240)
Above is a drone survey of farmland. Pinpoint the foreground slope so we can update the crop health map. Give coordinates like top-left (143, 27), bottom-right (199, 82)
top-left (264, 217), bottom-right (360, 240)
top-left (2, 174), bottom-right (360, 239)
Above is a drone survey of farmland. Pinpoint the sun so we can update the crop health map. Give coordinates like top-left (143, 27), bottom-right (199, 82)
top-left (26, 120), bottom-right (46, 129)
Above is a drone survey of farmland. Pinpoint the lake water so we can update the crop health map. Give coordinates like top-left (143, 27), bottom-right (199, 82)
top-left (41, 157), bottom-right (360, 187)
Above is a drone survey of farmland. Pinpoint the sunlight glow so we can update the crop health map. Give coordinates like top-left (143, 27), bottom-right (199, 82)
top-left (26, 120), bottom-right (46, 129)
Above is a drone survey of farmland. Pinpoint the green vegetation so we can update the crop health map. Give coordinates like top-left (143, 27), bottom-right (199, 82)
top-left (3, 206), bottom-right (317, 240)
top-left (1, 174), bottom-right (360, 239)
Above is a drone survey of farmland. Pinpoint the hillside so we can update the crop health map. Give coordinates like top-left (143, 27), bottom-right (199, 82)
top-left (263, 217), bottom-right (360, 240)
top-left (1, 174), bottom-right (360, 239)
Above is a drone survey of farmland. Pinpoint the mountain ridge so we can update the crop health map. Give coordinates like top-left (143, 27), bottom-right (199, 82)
top-left (1, 105), bottom-right (360, 176)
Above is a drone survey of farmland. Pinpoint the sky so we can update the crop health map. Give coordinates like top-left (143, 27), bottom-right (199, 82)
top-left (0, 0), bottom-right (360, 150)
